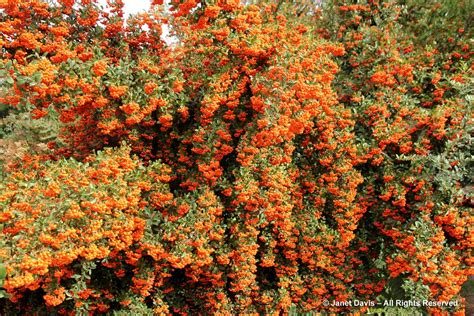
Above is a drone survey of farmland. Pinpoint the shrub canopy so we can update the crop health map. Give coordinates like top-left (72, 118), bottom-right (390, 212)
top-left (0, 0), bottom-right (472, 314)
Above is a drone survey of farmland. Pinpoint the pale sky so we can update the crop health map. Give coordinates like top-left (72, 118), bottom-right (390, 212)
top-left (97, 0), bottom-right (174, 43)
top-left (98, 0), bottom-right (151, 17)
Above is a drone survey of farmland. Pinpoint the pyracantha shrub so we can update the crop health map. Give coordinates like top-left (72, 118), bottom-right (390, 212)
top-left (0, 0), bottom-right (472, 314)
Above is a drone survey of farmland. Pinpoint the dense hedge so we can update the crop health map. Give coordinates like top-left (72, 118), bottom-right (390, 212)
top-left (0, 0), bottom-right (472, 314)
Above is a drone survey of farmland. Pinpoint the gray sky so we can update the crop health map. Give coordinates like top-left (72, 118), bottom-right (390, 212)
top-left (97, 0), bottom-right (173, 43)
top-left (98, 0), bottom-right (151, 17)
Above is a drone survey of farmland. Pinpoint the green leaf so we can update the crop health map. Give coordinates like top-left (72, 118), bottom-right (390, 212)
top-left (0, 263), bottom-right (6, 280)
top-left (0, 263), bottom-right (6, 287)
top-left (17, 77), bottom-right (26, 85)
top-left (32, 72), bottom-right (42, 83)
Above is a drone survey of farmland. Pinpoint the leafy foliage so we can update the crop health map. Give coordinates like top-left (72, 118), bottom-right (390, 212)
top-left (0, 0), bottom-right (471, 314)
